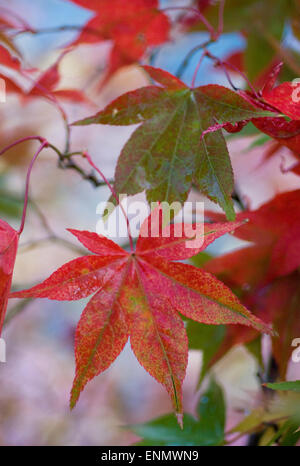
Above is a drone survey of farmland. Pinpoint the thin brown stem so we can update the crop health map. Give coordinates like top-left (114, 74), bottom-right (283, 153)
top-left (176, 39), bottom-right (214, 79)
top-left (191, 51), bottom-right (206, 88)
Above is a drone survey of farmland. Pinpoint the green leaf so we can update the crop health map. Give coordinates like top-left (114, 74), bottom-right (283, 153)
top-left (196, 379), bottom-right (226, 444)
top-left (243, 0), bottom-right (287, 80)
top-left (189, 251), bottom-right (213, 268)
top-left (130, 414), bottom-right (200, 446)
top-left (129, 379), bottom-right (226, 446)
top-left (264, 381), bottom-right (300, 393)
top-left (186, 320), bottom-right (225, 382)
top-left (245, 336), bottom-right (263, 370)
top-left (244, 34), bottom-right (275, 83)
top-left (74, 66), bottom-right (271, 220)
top-left (279, 421), bottom-right (300, 446)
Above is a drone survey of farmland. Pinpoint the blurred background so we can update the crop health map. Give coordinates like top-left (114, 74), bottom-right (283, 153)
top-left (0, 0), bottom-right (300, 446)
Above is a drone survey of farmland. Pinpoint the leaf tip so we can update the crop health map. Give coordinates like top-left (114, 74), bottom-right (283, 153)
top-left (69, 392), bottom-right (78, 411)
top-left (176, 412), bottom-right (184, 430)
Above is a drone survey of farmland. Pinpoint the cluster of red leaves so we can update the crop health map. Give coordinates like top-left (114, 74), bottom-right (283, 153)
top-left (10, 206), bottom-right (272, 415)
top-left (1, 0), bottom-right (300, 421)
top-left (0, 46), bottom-right (88, 105)
top-left (208, 62), bottom-right (300, 175)
top-left (204, 190), bottom-right (300, 378)
top-left (232, 63), bottom-right (300, 174)
top-left (68, 0), bottom-right (170, 83)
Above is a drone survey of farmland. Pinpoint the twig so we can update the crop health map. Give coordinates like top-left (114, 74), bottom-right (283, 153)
top-left (0, 136), bottom-right (45, 156)
top-left (175, 39), bottom-right (214, 79)
top-left (204, 49), bottom-right (259, 97)
top-left (57, 154), bottom-right (109, 187)
top-left (191, 51), bottom-right (206, 88)
top-left (19, 235), bottom-right (86, 255)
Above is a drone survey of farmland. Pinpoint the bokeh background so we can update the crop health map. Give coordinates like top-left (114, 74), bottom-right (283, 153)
top-left (1, 0), bottom-right (300, 446)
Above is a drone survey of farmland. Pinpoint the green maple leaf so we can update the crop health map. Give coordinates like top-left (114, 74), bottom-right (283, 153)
top-left (74, 66), bottom-right (271, 220)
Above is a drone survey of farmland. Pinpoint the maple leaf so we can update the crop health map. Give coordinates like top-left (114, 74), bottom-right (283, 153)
top-left (209, 271), bottom-right (300, 380)
top-left (252, 118), bottom-right (300, 155)
top-left (251, 74), bottom-right (300, 152)
top-left (27, 55), bottom-right (89, 104)
top-left (223, 63), bottom-right (300, 155)
top-left (68, 0), bottom-right (170, 82)
top-left (254, 272), bottom-right (300, 378)
top-left (260, 77), bottom-right (300, 121)
top-left (0, 44), bottom-right (21, 70)
top-left (200, 190), bottom-right (300, 374)
top-left (0, 52), bottom-right (89, 104)
top-left (10, 207), bottom-right (272, 416)
top-left (73, 65), bottom-right (270, 220)
top-left (0, 219), bottom-right (18, 335)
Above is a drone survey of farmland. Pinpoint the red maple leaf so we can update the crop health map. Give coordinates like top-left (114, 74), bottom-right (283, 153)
top-left (0, 44), bottom-right (21, 71)
top-left (0, 51), bottom-right (89, 104)
top-left (68, 0), bottom-right (170, 82)
top-left (0, 219), bottom-right (18, 335)
top-left (253, 272), bottom-right (300, 378)
top-left (205, 264), bottom-right (300, 379)
top-left (260, 70), bottom-right (300, 121)
top-left (204, 63), bottom-right (300, 157)
top-left (206, 189), bottom-right (300, 283)
top-left (10, 206), bottom-right (272, 417)
top-left (202, 191), bottom-right (300, 375)
top-left (224, 63), bottom-right (300, 156)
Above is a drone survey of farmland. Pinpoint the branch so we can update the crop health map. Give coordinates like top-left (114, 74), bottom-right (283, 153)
top-left (176, 39), bottom-right (214, 79)
top-left (18, 235), bottom-right (86, 255)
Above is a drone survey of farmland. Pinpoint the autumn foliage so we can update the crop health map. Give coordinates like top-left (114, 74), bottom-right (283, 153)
top-left (1, 0), bottom-right (300, 446)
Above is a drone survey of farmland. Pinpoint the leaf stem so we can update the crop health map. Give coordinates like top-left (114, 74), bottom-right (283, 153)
top-left (191, 51), bottom-right (206, 88)
top-left (82, 151), bottom-right (134, 252)
top-left (18, 140), bottom-right (49, 235)
top-left (175, 39), bottom-right (214, 79)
